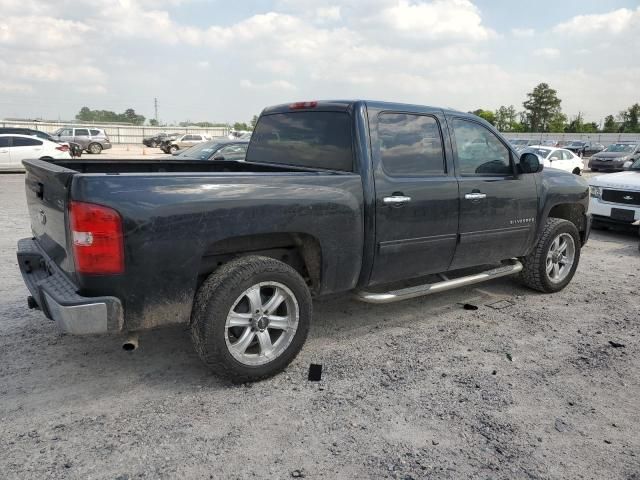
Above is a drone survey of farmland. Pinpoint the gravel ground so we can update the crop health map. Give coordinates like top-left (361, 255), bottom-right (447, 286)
top-left (0, 172), bottom-right (638, 479)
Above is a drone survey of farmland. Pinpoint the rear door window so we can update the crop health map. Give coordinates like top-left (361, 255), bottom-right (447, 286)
top-left (247, 111), bottom-right (354, 171)
top-left (0, 137), bottom-right (9, 147)
top-left (12, 137), bottom-right (42, 147)
top-left (378, 113), bottom-right (445, 176)
top-left (75, 129), bottom-right (89, 137)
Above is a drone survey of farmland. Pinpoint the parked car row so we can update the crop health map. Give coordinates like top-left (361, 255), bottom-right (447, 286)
top-left (519, 146), bottom-right (583, 175)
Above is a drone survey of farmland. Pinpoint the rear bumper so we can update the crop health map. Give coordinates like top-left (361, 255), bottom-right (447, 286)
top-left (16, 238), bottom-right (123, 335)
top-left (101, 142), bottom-right (112, 150)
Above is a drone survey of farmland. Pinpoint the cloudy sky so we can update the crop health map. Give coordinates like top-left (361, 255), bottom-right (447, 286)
top-left (1, 0), bottom-right (638, 125)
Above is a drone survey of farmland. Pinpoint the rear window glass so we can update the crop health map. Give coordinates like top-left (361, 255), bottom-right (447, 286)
top-left (90, 129), bottom-right (101, 136)
top-left (247, 111), bottom-right (353, 171)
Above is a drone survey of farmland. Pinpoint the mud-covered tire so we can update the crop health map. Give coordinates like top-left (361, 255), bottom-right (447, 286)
top-left (190, 255), bottom-right (312, 382)
top-left (520, 218), bottom-right (581, 293)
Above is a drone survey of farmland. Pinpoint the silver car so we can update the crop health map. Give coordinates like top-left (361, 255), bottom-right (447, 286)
top-left (51, 127), bottom-right (112, 154)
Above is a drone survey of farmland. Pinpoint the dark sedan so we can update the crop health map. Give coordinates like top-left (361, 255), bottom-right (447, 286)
top-left (588, 142), bottom-right (640, 171)
top-left (171, 139), bottom-right (249, 161)
top-left (565, 141), bottom-right (605, 157)
top-left (143, 132), bottom-right (179, 148)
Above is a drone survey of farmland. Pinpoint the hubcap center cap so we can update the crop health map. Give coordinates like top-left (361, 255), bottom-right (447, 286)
top-left (552, 252), bottom-right (560, 263)
top-left (254, 316), bottom-right (269, 331)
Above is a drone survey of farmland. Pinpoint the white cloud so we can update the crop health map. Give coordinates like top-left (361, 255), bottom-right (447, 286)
top-left (533, 48), bottom-right (560, 59)
top-left (316, 6), bottom-right (341, 22)
top-left (240, 79), bottom-right (297, 91)
top-left (366, 0), bottom-right (496, 42)
top-left (553, 6), bottom-right (639, 35)
top-left (0, 16), bottom-right (91, 49)
top-left (511, 28), bottom-right (535, 37)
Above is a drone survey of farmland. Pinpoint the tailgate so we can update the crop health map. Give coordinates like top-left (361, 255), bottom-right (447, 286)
top-left (23, 159), bottom-right (77, 275)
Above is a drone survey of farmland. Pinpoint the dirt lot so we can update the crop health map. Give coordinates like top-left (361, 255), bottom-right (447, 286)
top-left (0, 172), bottom-right (638, 479)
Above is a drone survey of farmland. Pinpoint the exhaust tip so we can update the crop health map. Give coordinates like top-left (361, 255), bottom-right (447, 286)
top-left (122, 333), bottom-right (139, 352)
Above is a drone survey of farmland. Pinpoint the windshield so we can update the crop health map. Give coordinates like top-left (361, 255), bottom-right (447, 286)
top-left (175, 141), bottom-right (222, 159)
top-left (604, 143), bottom-right (636, 153)
top-left (568, 141), bottom-right (585, 147)
top-left (522, 147), bottom-right (551, 158)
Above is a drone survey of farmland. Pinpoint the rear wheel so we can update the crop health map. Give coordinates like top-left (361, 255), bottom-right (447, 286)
top-left (520, 218), bottom-right (581, 293)
top-left (191, 256), bottom-right (312, 382)
top-left (88, 143), bottom-right (102, 154)
top-left (572, 168), bottom-right (581, 175)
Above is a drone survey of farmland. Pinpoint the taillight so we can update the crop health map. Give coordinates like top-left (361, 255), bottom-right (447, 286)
top-left (56, 145), bottom-right (69, 152)
top-left (289, 101), bottom-right (318, 110)
top-left (69, 201), bottom-right (124, 274)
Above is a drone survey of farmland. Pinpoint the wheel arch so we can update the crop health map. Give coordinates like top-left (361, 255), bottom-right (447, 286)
top-left (546, 203), bottom-right (588, 245)
top-left (198, 232), bottom-right (322, 294)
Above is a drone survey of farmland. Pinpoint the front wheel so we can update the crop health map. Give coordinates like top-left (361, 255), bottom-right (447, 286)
top-left (572, 168), bottom-right (581, 175)
top-left (520, 218), bottom-right (581, 293)
top-left (169, 145), bottom-right (179, 154)
top-left (191, 256), bottom-right (312, 382)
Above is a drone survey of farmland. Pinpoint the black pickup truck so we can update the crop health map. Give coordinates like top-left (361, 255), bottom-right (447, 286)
top-left (17, 100), bottom-right (591, 381)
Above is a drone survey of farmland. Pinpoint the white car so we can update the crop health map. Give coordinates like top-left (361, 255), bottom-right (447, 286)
top-left (589, 158), bottom-right (640, 226)
top-left (521, 146), bottom-right (583, 175)
top-left (0, 134), bottom-right (72, 172)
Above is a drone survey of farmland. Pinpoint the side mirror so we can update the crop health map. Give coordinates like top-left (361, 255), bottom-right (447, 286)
top-left (213, 155), bottom-right (225, 161)
top-left (519, 152), bottom-right (543, 174)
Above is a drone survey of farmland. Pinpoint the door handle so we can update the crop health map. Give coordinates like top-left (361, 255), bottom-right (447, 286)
top-left (383, 195), bottom-right (412, 205)
top-left (464, 192), bottom-right (487, 200)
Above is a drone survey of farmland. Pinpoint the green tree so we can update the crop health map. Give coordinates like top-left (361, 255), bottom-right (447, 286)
top-left (149, 118), bottom-right (159, 126)
top-left (523, 83), bottom-right (562, 132)
top-left (602, 115), bottom-right (617, 133)
top-left (471, 109), bottom-right (496, 125)
top-left (565, 112), bottom-right (584, 133)
top-left (232, 122), bottom-right (251, 131)
top-left (619, 103), bottom-right (640, 132)
top-left (494, 105), bottom-right (518, 131)
top-left (548, 112), bottom-right (567, 132)
top-left (250, 115), bottom-right (259, 129)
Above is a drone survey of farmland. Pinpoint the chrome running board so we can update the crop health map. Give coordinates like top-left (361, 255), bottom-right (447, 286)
top-left (353, 260), bottom-right (523, 304)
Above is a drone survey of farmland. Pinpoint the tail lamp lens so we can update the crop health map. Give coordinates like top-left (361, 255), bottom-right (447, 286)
top-left (69, 201), bottom-right (124, 274)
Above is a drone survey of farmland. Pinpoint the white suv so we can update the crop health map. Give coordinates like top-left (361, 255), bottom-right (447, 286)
top-left (589, 158), bottom-right (640, 226)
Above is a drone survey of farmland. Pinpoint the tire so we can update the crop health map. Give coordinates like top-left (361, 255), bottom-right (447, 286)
top-left (191, 255), bottom-right (312, 382)
top-left (572, 168), bottom-right (581, 175)
top-left (169, 145), bottom-right (179, 154)
top-left (88, 143), bottom-right (102, 154)
top-left (520, 218), bottom-right (581, 293)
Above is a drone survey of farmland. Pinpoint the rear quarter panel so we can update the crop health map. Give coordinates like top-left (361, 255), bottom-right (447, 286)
top-left (69, 172), bottom-right (364, 331)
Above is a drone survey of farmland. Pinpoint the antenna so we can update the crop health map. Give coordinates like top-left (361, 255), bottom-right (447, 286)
top-left (154, 97), bottom-right (158, 124)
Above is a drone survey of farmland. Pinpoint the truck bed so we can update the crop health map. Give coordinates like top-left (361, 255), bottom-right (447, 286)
top-left (52, 159), bottom-right (339, 175)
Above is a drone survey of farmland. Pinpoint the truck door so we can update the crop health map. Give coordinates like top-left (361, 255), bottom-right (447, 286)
top-left (369, 109), bottom-right (459, 285)
top-left (448, 117), bottom-right (538, 270)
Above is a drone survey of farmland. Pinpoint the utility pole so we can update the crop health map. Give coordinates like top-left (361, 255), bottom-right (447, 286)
top-left (154, 97), bottom-right (158, 124)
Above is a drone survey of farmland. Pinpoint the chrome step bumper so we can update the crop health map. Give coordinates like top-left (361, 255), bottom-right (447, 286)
top-left (353, 260), bottom-right (523, 304)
